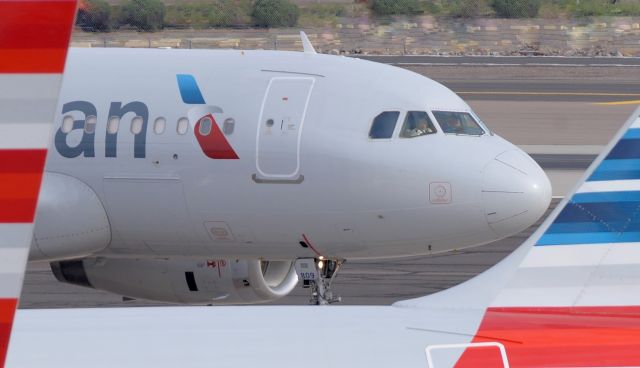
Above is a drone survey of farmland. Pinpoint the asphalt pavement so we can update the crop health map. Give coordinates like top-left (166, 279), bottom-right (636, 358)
top-left (403, 64), bottom-right (640, 102)
top-left (359, 55), bottom-right (640, 67)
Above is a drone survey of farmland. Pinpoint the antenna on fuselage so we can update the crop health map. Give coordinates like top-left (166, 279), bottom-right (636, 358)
top-left (300, 31), bottom-right (317, 54)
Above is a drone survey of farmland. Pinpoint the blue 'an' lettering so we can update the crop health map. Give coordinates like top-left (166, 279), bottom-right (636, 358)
top-left (55, 100), bottom-right (149, 159)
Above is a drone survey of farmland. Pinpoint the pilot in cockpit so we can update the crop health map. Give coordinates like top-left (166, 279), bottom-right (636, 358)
top-left (444, 115), bottom-right (463, 134)
top-left (407, 118), bottom-right (432, 137)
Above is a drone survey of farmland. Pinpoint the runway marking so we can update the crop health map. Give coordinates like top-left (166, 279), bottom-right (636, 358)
top-left (592, 100), bottom-right (640, 106)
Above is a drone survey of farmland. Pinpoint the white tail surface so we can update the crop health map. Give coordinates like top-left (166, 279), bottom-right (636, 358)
top-left (399, 106), bottom-right (640, 367)
top-left (399, 106), bottom-right (640, 310)
top-left (495, 106), bottom-right (640, 308)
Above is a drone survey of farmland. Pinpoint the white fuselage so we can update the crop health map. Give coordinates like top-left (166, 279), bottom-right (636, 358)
top-left (32, 48), bottom-right (550, 262)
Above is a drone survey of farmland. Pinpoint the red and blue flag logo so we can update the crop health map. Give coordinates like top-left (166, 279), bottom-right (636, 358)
top-left (177, 74), bottom-right (239, 160)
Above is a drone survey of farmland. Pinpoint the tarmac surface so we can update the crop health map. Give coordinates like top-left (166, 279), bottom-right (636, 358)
top-left (19, 59), bottom-right (640, 309)
top-left (360, 55), bottom-right (640, 67)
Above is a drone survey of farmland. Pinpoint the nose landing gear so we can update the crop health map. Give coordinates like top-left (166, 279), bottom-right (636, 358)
top-left (295, 258), bottom-right (343, 305)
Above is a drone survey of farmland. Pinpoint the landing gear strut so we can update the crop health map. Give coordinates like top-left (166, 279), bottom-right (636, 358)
top-left (295, 258), bottom-right (343, 305)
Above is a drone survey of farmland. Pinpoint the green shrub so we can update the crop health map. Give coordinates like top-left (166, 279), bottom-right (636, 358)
top-left (164, 0), bottom-right (253, 28)
top-left (304, 3), bottom-right (347, 18)
top-left (77, 0), bottom-right (111, 32)
top-left (252, 0), bottom-right (299, 27)
top-left (568, 0), bottom-right (640, 16)
top-left (537, 2), bottom-right (569, 19)
top-left (298, 3), bottom-right (346, 27)
top-left (120, 0), bottom-right (165, 31)
top-left (164, 3), bottom-right (206, 28)
top-left (422, 1), bottom-right (443, 15)
top-left (207, 2), bottom-right (233, 27)
top-left (492, 0), bottom-right (541, 17)
top-left (618, 1), bottom-right (640, 16)
top-left (217, 0), bottom-right (253, 26)
top-left (447, 0), bottom-right (488, 18)
top-left (110, 5), bottom-right (123, 30)
top-left (370, 0), bottom-right (421, 15)
top-left (572, 0), bottom-right (612, 16)
top-left (165, 2), bottom-right (224, 28)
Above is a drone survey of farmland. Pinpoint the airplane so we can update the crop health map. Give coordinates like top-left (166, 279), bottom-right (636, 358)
top-left (4, 10), bottom-right (640, 362)
top-left (3, 1), bottom-right (640, 366)
top-left (28, 34), bottom-right (551, 304)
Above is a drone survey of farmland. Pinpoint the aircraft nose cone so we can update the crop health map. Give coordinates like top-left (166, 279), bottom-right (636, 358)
top-left (483, 150), bottom-right (552, 238)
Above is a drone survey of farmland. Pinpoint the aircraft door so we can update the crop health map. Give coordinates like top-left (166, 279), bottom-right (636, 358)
top-left (256, 77), bottom-right (315, 181)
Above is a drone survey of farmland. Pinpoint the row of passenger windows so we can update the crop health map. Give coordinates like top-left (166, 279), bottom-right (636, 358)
top-left (61, 115), bottom-right (191, 136)
top-left (369, 110), bottom-right (485, 139)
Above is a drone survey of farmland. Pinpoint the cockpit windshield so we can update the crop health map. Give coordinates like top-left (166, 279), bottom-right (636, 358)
top-left (432, 111), bottom-right (485, 136)
top-left (400, 111), bottom-right (437, 138)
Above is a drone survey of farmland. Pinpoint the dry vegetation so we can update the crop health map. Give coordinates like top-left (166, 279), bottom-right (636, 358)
top-left (77, 0), bottom-right (640, 32)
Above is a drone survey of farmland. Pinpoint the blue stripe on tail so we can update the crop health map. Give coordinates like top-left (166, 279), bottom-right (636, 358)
top-left (538, 198), bottom-right (640, 246)
top-left (536, 112), bottom-right (640, 246)
top-left (537, 232), bottom-right (640, 245)
top-left (572, 191), bottom-right (640, 203)
top-left (604, 139), bottom-right (640, 160)
top-left (588, 130), bottom-right (640, 181)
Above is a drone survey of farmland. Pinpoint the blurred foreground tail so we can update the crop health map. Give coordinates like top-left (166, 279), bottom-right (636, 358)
top-left (0, 1), bottom-right (76, 365)
top-left (400, 106), bottom-right (640, 367)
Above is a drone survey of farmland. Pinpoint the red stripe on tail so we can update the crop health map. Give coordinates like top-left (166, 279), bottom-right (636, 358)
top-left (0, 150), bottom-right (49, 173)
top-left (455, 306), bottom-right (640, 367)
top-left (0, 0), bottom-right (77, 73)
top-left (0, 299), bottom-right (18, 367)
top-left (0, 150), bottom-right (47, 222)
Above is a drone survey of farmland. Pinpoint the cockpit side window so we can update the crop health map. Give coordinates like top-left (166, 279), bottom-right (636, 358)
top-left (369, 111), bottom-right (400, 139)
top-left (432, 111), bottom-right (485, 136)
top-left (400, 111), bottom-right (437, 138)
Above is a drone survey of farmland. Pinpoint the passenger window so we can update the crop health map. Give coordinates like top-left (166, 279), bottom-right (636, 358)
top-left (107, 116), bottom-right (120, 134)
top-left (84, 116), bottom-right (97, 134)
top-left (369, 111), bottom-right (400, 139)
top-left (223, 118), bottom-right (235, 135)
top-left (199, 116), bottom-right (212, 136)
top-left (177, 117), bottom-right (189, 135)
top-left (433, 111), bottom-right (485, 136)
top-left (153, 117), bottom-right (166, 135)
top-left (400, 111), bottom-right (437, 138)
top-left (130, 116), bottom-right (144, 135)
top-left (61, 115), bottom-right (74, 133)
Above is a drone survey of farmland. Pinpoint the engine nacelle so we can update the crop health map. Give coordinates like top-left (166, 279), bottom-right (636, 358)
top-left (31, 173), bottom-right (111, 261)
top-left (50, 257), bottom-right (299, 305)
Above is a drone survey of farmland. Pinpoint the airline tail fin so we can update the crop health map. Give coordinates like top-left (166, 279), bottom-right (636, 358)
top-left (399, 107), bottom-right (640, 367)
top-left (400, 106), bottom-right (640, 310)
top-left (0, 1), bottom-right (77, 365)
top-left (492, 106), bottom-right (640, 309)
